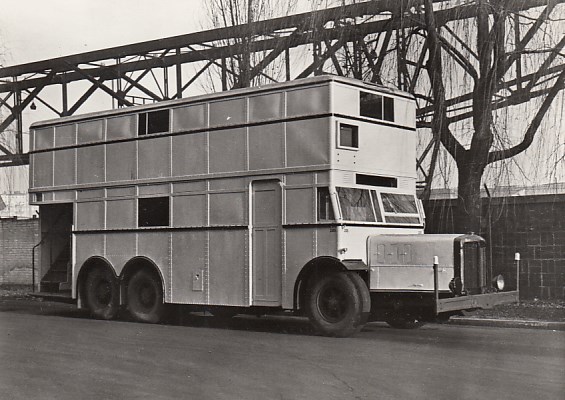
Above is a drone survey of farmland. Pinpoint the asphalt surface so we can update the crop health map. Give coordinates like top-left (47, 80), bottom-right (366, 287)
top-left (0, 299), bottom-right (564, 400)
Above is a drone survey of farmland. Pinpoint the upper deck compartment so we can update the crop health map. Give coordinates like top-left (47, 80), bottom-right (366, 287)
top-left (29, 75), bottom-right (413, 142)
top-left (29, 76), bottom-right (415, 191)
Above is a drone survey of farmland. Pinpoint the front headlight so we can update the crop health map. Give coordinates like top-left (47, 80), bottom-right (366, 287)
top-left (492, 274), bottom-right (505, 291)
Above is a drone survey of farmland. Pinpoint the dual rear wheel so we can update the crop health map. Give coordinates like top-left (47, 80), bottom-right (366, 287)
top-left (84, 267), bottom-right (164, 323)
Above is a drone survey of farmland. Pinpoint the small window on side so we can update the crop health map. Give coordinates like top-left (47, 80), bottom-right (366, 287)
top-left (339, 123), bottom-right (358, 149)
top-left (317, 187), bottom-right (335, 221)
top-left (138, 109), bottom-right (170, 136)
top-left (360, 91), bottom-right (395, 122)
top-left (138, 113), bottom-right (147, 136)
top-left (383, 97), bottom-right (394, 122)
top-left (360, 92), bottom-right (383, 120)
top-left (138, 196), bottom-right (170, 227)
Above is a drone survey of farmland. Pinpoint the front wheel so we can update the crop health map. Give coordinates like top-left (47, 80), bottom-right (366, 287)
top-left (306, 271), bottom-right (365, 337)
top-left (84, 267), bottom-right (120, 320)
top-left (126, 269), bottom-right (164, 323)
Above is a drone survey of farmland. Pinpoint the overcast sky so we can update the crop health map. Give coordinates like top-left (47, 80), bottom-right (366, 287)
top-left (0, 0), bottom-right (211, 65)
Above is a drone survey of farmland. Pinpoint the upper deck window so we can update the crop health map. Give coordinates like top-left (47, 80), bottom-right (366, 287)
top-left (138, 109), bottom-right (170, 136)
top-left (360, 91), bottom-right (394, 122)
top-left (338, 123), bottom-right (358, 149)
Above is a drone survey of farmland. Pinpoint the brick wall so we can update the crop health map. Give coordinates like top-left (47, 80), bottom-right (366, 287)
top-left (0, 218), bottom-right (40, 286)
top-left (425, 194), bottom-right (565, 300)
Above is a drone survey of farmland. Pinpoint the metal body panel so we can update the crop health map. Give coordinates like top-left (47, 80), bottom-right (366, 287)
top-left (208, 128), bottom-right (247, 173)
top-left (368, 234), bottom-right (461, 291)
top-left (107, 115), bottom-right (136, 140)
top-left (285, 187), bottom-right (315, 224)
top-left (104, 232), bottom-right (137, 276)
top-left (172, 194), bottom-right (207, 227)
top-left (337, 226), bottom-right (423, 265)
top-left (77, 146), bottom-right (104, 184)
top-left (286, 119), bottom-right (330, 167)
top-left (171, 132), bottom-right (207, 176)
top-left (172, 104), bottom-right (207, 133)
top-left (209, 192), bottom-right (247, 226)
top-left (77, 120), bottom-right (104, 144)
top-left (248, 123), bottom-right (285, 170)
top-left (249, 92), bottom-right (284, 122)
top-left (286, 85), bottom-right (330, 117)
top-left (54, 124), bottom-right (76, 147)
top-left (208, 230), bottom-right (248, 306)
top-left (53, 149), bottom-right (75, 186)
top-left (32, 152), bottom-right (53, 187)
top-left (209, 98), bottom-right (246, 127)
top-left (106, 199), bottom-right (136, 229)
top-left (106, 142), bottom-right (137, 182)
top-left (170, 231), bottom-right (208, 304)
top-left (138, 137), bottom-right (171, 179)
top-left (34, 127), bottom-right (54, 150)
top-left (76, 201), bottom-right (104, 230)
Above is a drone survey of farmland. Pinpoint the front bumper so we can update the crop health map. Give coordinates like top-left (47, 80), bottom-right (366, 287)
top-left (435, 290), bottom-right (519, 313)
top-left (433, 261), bottom-right (519, 314)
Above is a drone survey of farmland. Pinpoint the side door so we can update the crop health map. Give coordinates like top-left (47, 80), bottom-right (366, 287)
top-left (251, 180), bottom-right (282, 305)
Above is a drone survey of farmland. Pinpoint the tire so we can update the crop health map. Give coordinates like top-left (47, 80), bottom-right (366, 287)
top-left (385, 313), bottom-right (425, 329)
top-left (84, 267), bottom-right (120, 320)
top-left (306, 271), bottom-right (365, 337)
top-left (126, 269), bottom-right (164, 324)
top-left (346, 272), bottom-right (371, 326)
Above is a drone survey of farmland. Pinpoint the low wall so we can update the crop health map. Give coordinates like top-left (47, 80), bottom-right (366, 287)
top-left (425, 194), bottom-right (565, 300)
top-left (0, 218), bottom-right (40, 286)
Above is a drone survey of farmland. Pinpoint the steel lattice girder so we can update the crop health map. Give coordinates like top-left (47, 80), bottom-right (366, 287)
top-left (0, 0), bottom-right (563, 178)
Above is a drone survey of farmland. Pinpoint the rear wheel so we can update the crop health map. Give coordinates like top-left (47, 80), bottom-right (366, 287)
top-left (306, 271), bottom-right (365, 337)
top-left (84, 267), bottom-right (119, 320)
top-left (126, 269), bottom-right (164, 323)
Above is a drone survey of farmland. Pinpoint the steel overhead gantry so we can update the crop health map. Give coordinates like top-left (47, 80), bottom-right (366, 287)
top-left (1, 0), bottom-right (564, 194)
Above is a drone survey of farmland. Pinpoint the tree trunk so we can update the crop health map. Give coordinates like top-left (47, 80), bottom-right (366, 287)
top-left (456, 157), bottom-right (486, 234)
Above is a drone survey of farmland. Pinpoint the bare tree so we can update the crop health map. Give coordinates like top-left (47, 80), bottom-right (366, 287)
top-left (305, 0), bottom-right (565, 233)
top-left (203, 0), bottom-right (298, 91)
top-left (421, 0), bottom-right (565, 232)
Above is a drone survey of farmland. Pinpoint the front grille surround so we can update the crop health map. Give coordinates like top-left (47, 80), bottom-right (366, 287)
top-left (454, 234), bottom-right (488, 295)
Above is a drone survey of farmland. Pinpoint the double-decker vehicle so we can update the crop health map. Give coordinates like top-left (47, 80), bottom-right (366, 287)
top-left (29, 75), bottom-right (518, 336)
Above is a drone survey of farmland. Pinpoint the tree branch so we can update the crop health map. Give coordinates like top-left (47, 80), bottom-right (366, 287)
top-left (488, 66), bottom-right (565, 163)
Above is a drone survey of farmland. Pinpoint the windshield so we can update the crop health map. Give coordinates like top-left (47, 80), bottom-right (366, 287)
top-left (380, 193), bottom-right (420, 224)
top-left (381, 193), bottom-right (418, 214)
top-left (335, 187), bottom-right (421, 225)
top-left (336, 187), bottom-right (378, 222)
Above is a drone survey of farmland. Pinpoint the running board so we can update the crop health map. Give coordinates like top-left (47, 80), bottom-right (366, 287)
top-left (30, 292), bottom-right (76, 304)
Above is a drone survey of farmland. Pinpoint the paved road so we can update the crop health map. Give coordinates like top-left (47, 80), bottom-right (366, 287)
top-left (0, 299), bottom-right (563, 400)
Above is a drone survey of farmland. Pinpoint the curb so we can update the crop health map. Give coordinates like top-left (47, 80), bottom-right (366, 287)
top-left (448, 317), bottom-right (565, 331)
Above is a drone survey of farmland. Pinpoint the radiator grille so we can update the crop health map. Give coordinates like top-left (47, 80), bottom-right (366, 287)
top-left (462, 240), bottom-right (487, 294)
